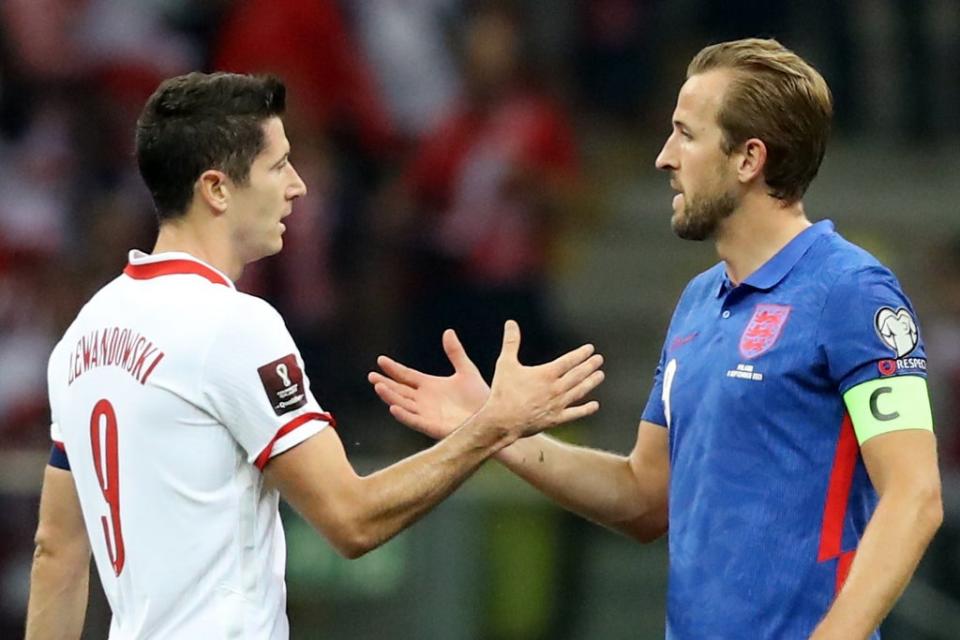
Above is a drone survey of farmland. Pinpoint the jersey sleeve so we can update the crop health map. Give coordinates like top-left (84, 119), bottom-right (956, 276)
top-left (202, 296), bottom-right (334, 469)
top-left (640, 343), bottom-right (669, 428)
top-left (818, 265), bottom-right (927, 393)
top-left (818, 265), bottom-right (931, 443)
top-left (47, 342), bottom-right (70, 470)
top-left (640, 276), bottom-right (704, 430)
top-left (49, 417), bottom-right (70, 470)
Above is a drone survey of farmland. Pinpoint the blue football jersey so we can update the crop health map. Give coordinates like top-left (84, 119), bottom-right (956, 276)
top-left (641, 220), bottom-right (927, 639)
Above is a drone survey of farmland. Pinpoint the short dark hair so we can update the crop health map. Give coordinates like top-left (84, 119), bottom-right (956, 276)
top-left (135, 72), bottom-right (286, 220)
top-left (688, 38), bottom-right (832, 202)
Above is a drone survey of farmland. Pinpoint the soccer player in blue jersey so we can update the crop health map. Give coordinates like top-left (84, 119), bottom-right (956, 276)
top-left (369, 38), bottom-right (942, 639)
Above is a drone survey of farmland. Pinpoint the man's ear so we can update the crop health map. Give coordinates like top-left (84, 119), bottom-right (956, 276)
top-left (735, 138), bottom-right (767, 185)
top-left (197, 170), bottom-right (230, 214)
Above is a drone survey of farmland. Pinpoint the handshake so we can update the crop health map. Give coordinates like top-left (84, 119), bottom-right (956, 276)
top-left (368, 320), bottom-right (605, 450)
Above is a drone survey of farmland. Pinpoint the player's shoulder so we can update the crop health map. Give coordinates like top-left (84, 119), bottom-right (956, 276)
top-left (811, 228), bottom-right (901, 290)
top-left (223, 290), bottom-right (285, 326)
top-left (206, 290), bottom-right (290, 350)
top-left (58, 273), bottom-right (129, 339)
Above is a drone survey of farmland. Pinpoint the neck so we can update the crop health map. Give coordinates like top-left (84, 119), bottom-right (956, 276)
top-left (715, 195), bottom-right (810, 285)
top-left (152, 211), bottom-right (243, 281)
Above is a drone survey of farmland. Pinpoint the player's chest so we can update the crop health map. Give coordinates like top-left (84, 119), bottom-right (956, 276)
top-left (660, 292), bottom-right (827, 432)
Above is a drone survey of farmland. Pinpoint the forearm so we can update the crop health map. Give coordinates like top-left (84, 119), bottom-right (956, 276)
top-left (811, 487), bottom-right (942, 639)
top-left (345, 414), bottom-right (512, 555)
top-left (495, 435), bottom-right (664, 540)
top-left (25, 548), bottom-right (90, 640)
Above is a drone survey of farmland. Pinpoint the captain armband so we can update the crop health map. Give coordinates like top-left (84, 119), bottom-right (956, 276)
top-left (843, 375), bottom-right (933, 445)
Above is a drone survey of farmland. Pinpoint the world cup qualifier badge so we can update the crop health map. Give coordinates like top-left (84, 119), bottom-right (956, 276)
top-left (874, 307), bottom-right (919, 358)
top-left (258, 354), bottom-right (307, 416)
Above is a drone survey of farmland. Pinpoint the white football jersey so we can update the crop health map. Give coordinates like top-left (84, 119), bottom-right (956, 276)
top-left (47, 250), bottom-right (332, 639)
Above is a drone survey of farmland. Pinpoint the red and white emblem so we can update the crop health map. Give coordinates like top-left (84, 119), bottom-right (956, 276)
top-left (739, 304), bottom-right (791, 359)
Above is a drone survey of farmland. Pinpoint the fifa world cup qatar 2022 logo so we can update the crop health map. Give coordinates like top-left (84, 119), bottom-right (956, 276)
top-left (276, 363), bottom-right (292, 388)
top-left (257, 354), bottom-right (308, 416)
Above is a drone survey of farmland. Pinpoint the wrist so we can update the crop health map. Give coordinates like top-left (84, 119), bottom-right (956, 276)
top-left (468, 405), bottom-right (518, 453)
top-left (494, 434), bottom-right (541, 467)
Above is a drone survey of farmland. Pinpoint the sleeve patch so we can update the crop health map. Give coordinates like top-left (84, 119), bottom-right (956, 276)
top-left (257, 354), bottom-right (308, 416)
top-left (843, 375), bottom-right (933, 444)
top-left (874, 306), bottom-right (919, 358)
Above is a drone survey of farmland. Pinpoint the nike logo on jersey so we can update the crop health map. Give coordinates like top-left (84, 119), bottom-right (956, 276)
top-left (669, 332), bottom-right (700, 353)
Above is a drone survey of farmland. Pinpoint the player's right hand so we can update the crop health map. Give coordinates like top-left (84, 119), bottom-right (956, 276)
top-left (479, 320), bottom-right (603, 441)
top-left (369, 328), bottom-right (490, 440)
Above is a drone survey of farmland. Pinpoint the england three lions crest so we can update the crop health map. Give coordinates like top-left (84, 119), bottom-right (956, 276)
top-left (739, 304), bottom-right (792, 359)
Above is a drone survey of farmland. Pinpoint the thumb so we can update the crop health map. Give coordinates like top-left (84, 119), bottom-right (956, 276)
top-left (443, 329), bottom-right (479, 374)
top-left (499, 320), bottom-right (521, 363)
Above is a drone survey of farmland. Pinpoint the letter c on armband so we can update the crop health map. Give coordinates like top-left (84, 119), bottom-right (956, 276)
top-left (868, 386), bottom-right (900, 422)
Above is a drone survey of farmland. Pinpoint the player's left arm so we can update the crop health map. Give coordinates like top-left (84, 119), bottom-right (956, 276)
top-left (811, 376), bottom-right (942, 639)
top-left (25, 465), bottom-right (92, 640)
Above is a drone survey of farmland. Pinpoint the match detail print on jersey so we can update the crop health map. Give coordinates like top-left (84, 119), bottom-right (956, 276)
top-left (258, 354), bottom-right (308, 416)
top-left (842, 375), bottom-right (933, 444)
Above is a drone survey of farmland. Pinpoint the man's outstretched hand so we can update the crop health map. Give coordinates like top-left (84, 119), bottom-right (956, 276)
top-left (369, 329), bottom-right (489, 439)
top-left (369, 322), bottom-right (603, 441)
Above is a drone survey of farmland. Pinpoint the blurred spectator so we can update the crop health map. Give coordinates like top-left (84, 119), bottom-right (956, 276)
top-left (349, 0), bottom-right (463, 145)
top-left (214, 0), bottom-right (393, 153)
top-left (393, 0), bottom-right (580, 378)
top-left (0, 259), bottom-right (53, 446)
top-left (0, 0), bottom-right (87, 83)
top-left (0, 98), bottom-right (74, 446)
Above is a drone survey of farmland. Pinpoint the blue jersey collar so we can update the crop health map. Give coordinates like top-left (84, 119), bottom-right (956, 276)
top-left (717, 220), bottom-right (834, 296)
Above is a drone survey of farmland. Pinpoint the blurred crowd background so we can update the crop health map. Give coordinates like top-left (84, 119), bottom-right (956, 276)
top-left (1, 0), bottom-right (959, 638)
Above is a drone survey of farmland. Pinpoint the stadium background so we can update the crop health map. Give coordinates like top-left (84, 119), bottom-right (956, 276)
top-left (0, 0), bottom-right (958, 637)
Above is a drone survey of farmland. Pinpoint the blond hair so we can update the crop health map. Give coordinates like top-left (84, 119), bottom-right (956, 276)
top-left (688, 38), bottom-right (832, 202)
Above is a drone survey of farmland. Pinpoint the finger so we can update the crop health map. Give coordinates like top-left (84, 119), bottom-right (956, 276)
top-left (557, 354), bottom-right (604, 391)
top-left (561, 370), bottom-right (605, 406)
top-left (373, 382), bottom-right (420, 415)
top-left (373, 378), bottom-right (417, 402)
top-left (545, 343), bottom-right (596, 377)
top-left (443, 329), bottom-right (480, 375)
top-left (498, 320), bottom-right (522, 362)
top-left (368, 371), bottom-right (416, 399)
top-left (555, 400), bottom-right (601, 424)
top-left (389, 405), bottom-right (435, 435)
top-left (376, 355), bottom-right (423, 388)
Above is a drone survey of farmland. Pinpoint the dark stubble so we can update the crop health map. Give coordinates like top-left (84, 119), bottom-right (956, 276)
top-left (671, 188), bottom-right (738, 241)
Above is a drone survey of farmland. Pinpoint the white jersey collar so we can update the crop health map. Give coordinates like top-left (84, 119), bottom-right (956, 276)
top-left (124, 250), bottom-right (235, 289)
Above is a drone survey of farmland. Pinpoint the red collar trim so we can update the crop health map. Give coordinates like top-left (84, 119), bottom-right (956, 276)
top-left (124, 259), bottom-right (232, 288)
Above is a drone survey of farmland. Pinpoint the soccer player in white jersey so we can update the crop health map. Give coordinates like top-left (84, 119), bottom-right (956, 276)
top-left (24, 72), bottom-right (605, 639)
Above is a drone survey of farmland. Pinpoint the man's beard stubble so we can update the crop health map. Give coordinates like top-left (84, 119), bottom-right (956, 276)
top-left (671, 190), bottom-right (738, 241)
